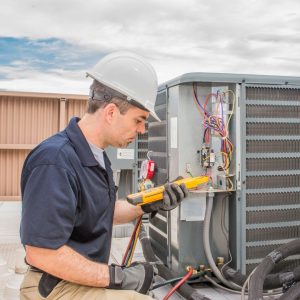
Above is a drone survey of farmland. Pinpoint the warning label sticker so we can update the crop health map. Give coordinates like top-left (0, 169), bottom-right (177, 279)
top-left (117, 148), bottom-right (135, 160)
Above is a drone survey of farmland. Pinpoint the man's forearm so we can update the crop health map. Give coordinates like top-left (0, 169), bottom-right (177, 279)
top-left (113, 200), bottom-right (144, 224)
top-left (26, 245), bottom-right (109, 287)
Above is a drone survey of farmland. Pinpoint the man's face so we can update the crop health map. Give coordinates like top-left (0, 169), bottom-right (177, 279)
top-left (109, 105), bottom-right (149, 148)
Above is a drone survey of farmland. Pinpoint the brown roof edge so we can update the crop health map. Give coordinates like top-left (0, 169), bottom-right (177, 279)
top-left (0, 90), bottom-right (89, 100)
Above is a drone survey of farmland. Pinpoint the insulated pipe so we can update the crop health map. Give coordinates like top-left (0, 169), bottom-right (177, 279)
top-left (248, 239), bottom-right (300, 300)
top-left (203, 192), bottom-right (241, 290)
top-left (139, 224), bottom-right (211, 300)
top-left (221, 265), bottom-right (299, 290)
top-left (278, 281), bottom-right (300, 300)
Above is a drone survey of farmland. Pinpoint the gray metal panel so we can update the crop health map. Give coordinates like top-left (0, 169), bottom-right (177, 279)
top-left (158, 72), bottom-right (300, 92)
top-left (105, 142), bottom-right (137, 196)
top-left (149, 226), bottom-right (168, 264)
top-left (237, 82), bottom-right (248, 272)
top-left (142, 73), bottom-right (300, 278)
top-left (106, 142), bottom-right (136, 170)
top-left (167, 82), bottom-right (233, 274)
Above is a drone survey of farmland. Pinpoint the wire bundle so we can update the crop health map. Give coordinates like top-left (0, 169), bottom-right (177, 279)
top-left (121, 215), bottom-right (142, 266)
top-left (193, 83), bottom-right (235, 173)
top-left (122, 217), bottom-right (204, 299)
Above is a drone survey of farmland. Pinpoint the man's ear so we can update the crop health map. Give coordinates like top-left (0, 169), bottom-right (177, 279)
top-left (103, 103), bottom-right (118, 123)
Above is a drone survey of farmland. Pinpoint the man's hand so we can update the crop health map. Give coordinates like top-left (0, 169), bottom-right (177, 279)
top-left (108, 262), bottom-right (154, 294)
top-left (141, 182), bottom-right (188, 213)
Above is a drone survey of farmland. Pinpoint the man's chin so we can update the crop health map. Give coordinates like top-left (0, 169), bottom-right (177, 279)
top-left (113, 139), bottom-right (133, 148)
top-left (118, 142), bottom-right (130, 148)
top-left (124, 139), bottom-right (134, 146)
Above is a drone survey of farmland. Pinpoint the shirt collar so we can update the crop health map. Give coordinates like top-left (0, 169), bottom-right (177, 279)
top-left (65, 117), bottom-right (99, 167)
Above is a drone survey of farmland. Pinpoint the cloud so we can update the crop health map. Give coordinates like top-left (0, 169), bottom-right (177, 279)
top-left (0, 0), bottom-right (300, 93)
top-left (0, 63), bottom-right (90, 93)
top-left (0, 37), bottom-right (103, 93)
top-left (0, 37), bottom-right (103, 70)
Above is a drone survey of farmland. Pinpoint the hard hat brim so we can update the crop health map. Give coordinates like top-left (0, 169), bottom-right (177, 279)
top-left (87, 71), bottom-right (161, 122)
top-left (148, 110), bottom-right (161, 122)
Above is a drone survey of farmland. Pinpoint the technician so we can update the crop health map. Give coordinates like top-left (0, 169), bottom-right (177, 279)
top-left (20, 51), bottom-right (188, 300)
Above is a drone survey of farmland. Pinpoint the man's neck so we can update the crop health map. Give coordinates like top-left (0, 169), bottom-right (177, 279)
top-left (78, 113), bottom-right (108, 149)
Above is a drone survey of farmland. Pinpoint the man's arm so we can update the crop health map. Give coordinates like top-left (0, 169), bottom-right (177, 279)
top-left (113, 182), bottom-right (189, 224)
top-left (113, 200), bottom-right (143, 224)
top-left (25, 245), bottom-right (109, 287)
top-left (26, 244), bottom-right (154, 294)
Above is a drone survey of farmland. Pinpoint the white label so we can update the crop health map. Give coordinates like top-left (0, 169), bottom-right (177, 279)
top-left (117, 148), bottom-right (135, 160)
top-left (170, 117), bottom-right (178, 149)
top-left (180, 195), bottom-right (206, 221)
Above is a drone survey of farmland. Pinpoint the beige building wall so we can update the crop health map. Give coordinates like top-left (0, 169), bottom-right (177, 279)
top-left (0, 91), bottom-right (88, 200)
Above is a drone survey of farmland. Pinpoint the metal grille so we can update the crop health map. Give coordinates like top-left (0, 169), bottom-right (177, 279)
top-left (247, 157), bottom-right (300, 171)
top-left (137, 123), bottom-right (149, 177)
top-left (246, 105), bottom-right (300, 118)
top-left (247, 175), bottom-right (300, 189)
top-left (246, 123), bottom-right (300, 136)
top-left (246, 87), bottom-right (300, 101)
top-left (246, 140), bottom-right (300, 153)
top-left (246, 225), bottom-right (300, 242)
top-left (247, 208), bottom-right (300, 224)
top-left (243, 85), bottom-right (300, 274)
top-left (148, 91), bottom-right (168, 185)
top-left (246, 244), bottom-right (284, 259)
top-left (138, 91), bottom-right (169, 263)
top-left (247, 259), bottom-right (300, 275)
top-left (136, 90), bottom-right (168, 181)
top-left (247, 192), bottom-right (300, 207)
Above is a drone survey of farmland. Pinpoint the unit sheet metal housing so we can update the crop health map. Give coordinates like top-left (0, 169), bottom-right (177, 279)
top-left (139, 72), bottom-right (300, 275)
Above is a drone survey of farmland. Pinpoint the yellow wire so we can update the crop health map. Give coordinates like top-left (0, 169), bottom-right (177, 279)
top-left (127, 221), bottom-right (141, 266)
top-left (219, 151), bottom-right (229, 174)
top-left (227, 177), bottom-right (234, 190)
top-left (204, 153), bottom-right (215, 161)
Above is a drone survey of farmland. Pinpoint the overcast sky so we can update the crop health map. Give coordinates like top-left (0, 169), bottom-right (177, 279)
top-left (0, 0), bottom-right (300, 94)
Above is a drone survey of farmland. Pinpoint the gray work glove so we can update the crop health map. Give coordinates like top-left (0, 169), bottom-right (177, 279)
top-left (108, 262), bottom-right (154, 294)
top-left (141, 182), bottom-right (189, 214)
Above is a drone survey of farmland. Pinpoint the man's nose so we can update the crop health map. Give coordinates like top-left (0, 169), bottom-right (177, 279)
top-left (138, 122), bottom-right (146, 134)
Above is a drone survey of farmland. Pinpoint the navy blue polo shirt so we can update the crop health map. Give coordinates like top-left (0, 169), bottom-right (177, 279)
top-left (20, 117), bottom-right (116, 263)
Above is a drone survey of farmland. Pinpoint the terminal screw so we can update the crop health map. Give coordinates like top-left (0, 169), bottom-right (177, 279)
top-left (216, 257), bottom-right (225, 266)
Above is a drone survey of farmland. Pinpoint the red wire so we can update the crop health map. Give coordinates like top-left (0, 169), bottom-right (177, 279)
top-left (163, 267), bottom-right (194, 300)
top-left (203, 94), bottom-right (214, 144)
top-left (121, 216), bottom-right (142, 265)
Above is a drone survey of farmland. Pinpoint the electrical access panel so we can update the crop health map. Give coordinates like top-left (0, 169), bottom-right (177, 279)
top-left (136, 72), bottom-right (300, 275)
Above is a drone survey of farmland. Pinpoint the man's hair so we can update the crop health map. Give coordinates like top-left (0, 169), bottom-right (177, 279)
top-left (87, 80), bottom-right (133, 114)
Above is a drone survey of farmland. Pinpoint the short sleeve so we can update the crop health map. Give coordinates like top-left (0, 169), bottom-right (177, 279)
top-left (20, 164), bottom-right (78, 249)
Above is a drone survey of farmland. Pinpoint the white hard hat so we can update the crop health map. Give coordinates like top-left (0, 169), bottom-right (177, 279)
top-left (86, 51), bottom-right (161, 122)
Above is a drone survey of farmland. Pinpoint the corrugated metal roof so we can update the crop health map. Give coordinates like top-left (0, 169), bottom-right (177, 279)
top-left (0, 90), bottom-right (88, 100)
top-left (0, 91), bottom-right (88, 200)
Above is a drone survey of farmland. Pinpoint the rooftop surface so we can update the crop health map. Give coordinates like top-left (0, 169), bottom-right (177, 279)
top-left (0, 202), bottom-right (280, 300)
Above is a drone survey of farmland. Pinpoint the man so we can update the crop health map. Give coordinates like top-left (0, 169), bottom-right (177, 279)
top-left (20, 51), bottom-right (188, 300)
